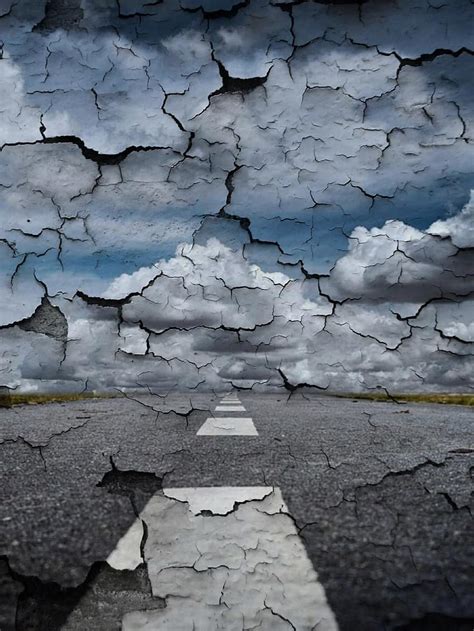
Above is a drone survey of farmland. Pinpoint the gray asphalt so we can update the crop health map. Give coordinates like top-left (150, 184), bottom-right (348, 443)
top-left (0, 393), bottom-right (473, 630)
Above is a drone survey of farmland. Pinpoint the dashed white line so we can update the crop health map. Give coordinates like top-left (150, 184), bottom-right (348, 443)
top-left (195, 395), bottom-right (253, 435)
top-left (66, 396), bottom-right (340, 629)
top-left (197, 417), bottom-right (258, 436)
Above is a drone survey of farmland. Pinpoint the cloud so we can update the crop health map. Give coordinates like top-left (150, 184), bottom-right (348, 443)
top-left (3, 196), bottom-right (470, 394)
top-left (0, 55), bottom-right (42, 145)
top-left (322, 192), bottom-right (474, 304)
top-left (428, 191), bottom-right (474, 248)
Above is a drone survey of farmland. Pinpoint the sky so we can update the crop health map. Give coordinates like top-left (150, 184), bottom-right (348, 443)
top-left (0, 0), bottom-right (473, 394)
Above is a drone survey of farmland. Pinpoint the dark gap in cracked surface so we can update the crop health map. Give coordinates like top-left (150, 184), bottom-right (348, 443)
top-left (1, 555), bottom-right (102, 631)
top-left (32, 0), bottom-right (84, 33)
top-left (277, 0), bottom-right (367, 5)
top-left (398, 47), bottom-right (474, 68)
top-left (212, 60), bottom-right (270, 96)
top-left (184, 0), bottom-right (251, 19)
top-left (97, 457), bottom-right (163, 514)
top-left (394, 613), bottom-right (474, 631)
top-left (0, 462), bottom-right (165, 630)
top-left (310, 0), bottom-right (368, 4)
top-left (1, 137), bottom-right (177, 167)
top-left (17, 297), bottom-right (68, 342)
top-left (39, 136), bottom-right (172, 166)
top-left (1, 556), bottom-right (163, 631)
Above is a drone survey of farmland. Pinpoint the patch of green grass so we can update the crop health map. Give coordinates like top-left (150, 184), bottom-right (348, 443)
top-left (0, 391), bottom-right (119, 408)
top-left (339, 392), bottom-right (474, 406)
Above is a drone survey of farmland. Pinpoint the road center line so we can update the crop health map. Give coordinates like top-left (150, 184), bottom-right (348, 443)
top-left (197, 417), bottom-right (258, 436)
top-left (106, 486), bottom-right (339, 630)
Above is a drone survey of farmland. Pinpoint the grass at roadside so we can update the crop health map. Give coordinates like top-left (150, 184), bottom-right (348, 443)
top-left (339, 392), bottom-right (474, 406)
top-left (0, 391), bottom-right (120, 408)
top-left (1, 390), bottom-right (473, 408)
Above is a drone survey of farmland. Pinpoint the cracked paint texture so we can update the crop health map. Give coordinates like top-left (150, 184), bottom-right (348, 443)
top-left (92, 487), bottom-right (338, 631)
top-left (0, 0), bottom-right (473, 394)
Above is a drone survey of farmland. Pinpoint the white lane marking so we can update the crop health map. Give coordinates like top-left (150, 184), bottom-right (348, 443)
top-left (197, 417), bottom-right (258, 436)
top-left (164, 486), bottom-right (273, 515)
top-left (112, 486), bottom-right (339, 630)
top-left (215, 405), bottom-right (246, 412)
top-left (106, 519), bottom-right (143, 570)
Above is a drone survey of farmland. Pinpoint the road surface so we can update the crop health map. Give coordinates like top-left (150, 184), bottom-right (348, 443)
top-left (0, 392), bottom-right (473, 630)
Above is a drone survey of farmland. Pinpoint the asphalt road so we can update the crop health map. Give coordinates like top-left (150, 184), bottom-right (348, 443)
top-left (0, 392), bottom-right (473, 630)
